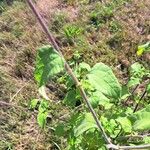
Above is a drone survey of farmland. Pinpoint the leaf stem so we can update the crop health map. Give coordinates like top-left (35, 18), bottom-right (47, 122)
top-left (133, 90), bottom-right (147, 113)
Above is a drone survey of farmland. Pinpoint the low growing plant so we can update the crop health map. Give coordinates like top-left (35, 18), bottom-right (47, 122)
top-left (31, 45), bottom-right (150, 150)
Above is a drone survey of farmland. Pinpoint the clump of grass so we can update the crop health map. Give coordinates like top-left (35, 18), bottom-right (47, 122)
top-left (109, 20), bottom-right (122, 33)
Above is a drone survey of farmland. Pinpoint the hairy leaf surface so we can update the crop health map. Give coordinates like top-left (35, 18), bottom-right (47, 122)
top-left (34, 45), bottom-right (64, 86)
top-left (87, 63), bottom-right (121, 101)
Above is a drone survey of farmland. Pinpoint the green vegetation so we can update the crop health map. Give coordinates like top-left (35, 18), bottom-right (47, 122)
top-left (0, 0), bottom-right (150, 149)
top-left (32, 45), bottom-right (150, 149)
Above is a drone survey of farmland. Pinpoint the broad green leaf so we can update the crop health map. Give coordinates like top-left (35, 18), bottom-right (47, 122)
top-left (34, 45), bottom-right (64, 87)
top-left (87, 63), bottom-right (121, 100)
top-left (89, 91), bottom-right (111, 109)
top-left (37, 112), bottom-right (48, 128)
top-left (29, 99), bottom-right (39, 109)
top-left (130, 105), bottom-right (150, 131)
top-left (74, 113), bottom-right (98, 137)
top-left (116, 117), bottom-right (132, 133)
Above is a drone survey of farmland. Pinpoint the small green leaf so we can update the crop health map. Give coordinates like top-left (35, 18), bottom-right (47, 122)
top-left (55, 123), bottom-right (65, 136)
top-left (37, 112), bottom-right (48, 128)
top-left (38, 100), bottom-right (49, 113)
top-left (128, 62), bottom-right (146, 87)
top-left (64, 90), bottom-right (77, 107)
top-left (29, 99), bottom-right (39, 109)
top-left (137, 42), bottom-right (150, 56)
top-left (34, 45), bottom-right (64, 87)
top-left (79, 62), bottom-right (91, 72)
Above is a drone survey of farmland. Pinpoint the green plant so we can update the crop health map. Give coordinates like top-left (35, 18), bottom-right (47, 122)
top-left (33, 45), bottom-right (150, 149)
top-left (29, 99), bottom-right (49, 129)
top-left (109, 20), bottom-right (122, 33)
top-left (137, 42), bottom-right (150, 56)
top-left (27, 1), bottom-right (150, 149)
top-left (63, 24), bottom-right (83, 44)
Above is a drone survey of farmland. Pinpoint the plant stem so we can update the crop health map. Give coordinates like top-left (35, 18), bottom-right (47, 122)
top-left (133, 90), bottom-right (147, 113)
top-left (26, 0), bottom-right (112, 146)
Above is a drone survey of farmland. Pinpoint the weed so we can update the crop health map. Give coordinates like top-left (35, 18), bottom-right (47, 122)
top-left (109, 20), bottom-right (122, 33)
top-left (33, 45), bottom-right (150, 149)
top-left (62, 24), bottom-right (83, 45)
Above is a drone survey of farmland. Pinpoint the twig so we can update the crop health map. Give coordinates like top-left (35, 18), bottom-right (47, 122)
top-left (26, 0), bottom-right (111, 146)
top-left (125, 84), bottom-right (139, 104)
top-left (107, 143), bottom-right (150, 150)
top-left (133, 80), bottom-right (150, 113)
top-left (118, 144), bottom-right (150, 150)
top-left (10, 80), bottom-right (30, 102)
top-left (116, 133), bottom-right (150, 140)
top-left (0, 101), bottom-right (26, 110)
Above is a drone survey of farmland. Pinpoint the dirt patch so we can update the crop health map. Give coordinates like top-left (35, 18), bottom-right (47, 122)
top-left (36, 0), bottom-right (79, 21)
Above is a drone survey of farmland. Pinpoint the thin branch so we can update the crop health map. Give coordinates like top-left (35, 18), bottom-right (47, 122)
top-left (119, 144), bottom-right (150, 150)
top-left (125, 84), bottom-right (139, 104)
top-left (116, 133), bottom-right (150, 140)
top-left (10, 80), bottom-right (31, 102)
top-left (133, 79), bottom-right (150, 112)
top-left (0, 101), bottom-right (26, 110)
top-left (133, 90), bottom-right (147, 113)
top-left (26, 0), bottom-right (112, 145)
top-left (107, 143), bottom-right (150, 150)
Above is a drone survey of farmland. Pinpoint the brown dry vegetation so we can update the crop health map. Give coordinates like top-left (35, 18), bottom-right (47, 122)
top-left (0, 0), bottom-right (150, 149)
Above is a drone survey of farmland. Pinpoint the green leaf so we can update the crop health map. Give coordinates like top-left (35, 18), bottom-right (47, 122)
top-left (127, 77), bottom-right (140, 88)
top-left (34, 45), bottom-right (64, 87)
top-left (38, 100), bottom-right (49, 113)
top-left (147, 84), bottom-right (150, 94)
top-left (87, 63), bottom-right (121, 101)
top-left (143, 136), bottom-right (150, 144)
top-left (64, 90), bottom-right (77, 107)
top-left (128, 62), bottom-right (146, 87)
top-left (116, 117), bottom-right (132, 133)
top-left (29, 99), bottom-right (39, 109)
top-left (37, 112), bottom-right (48, 128)
top-left (129, 62), bottom-right (144, 76)
top-left (137, 42), bottom-right (150, 56)
top-left (130, 105), bottom-right (150, 131)
top-left (38, 86), bottom-right (49, 100)
top-left (55, 123), bottom-right (65, 136)
top-left (74, 113), bottom-right (98, 137)
top-left (78, 62), bottom-right (91, 72)
top-left (89, 91), bottom-right (111, 109)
